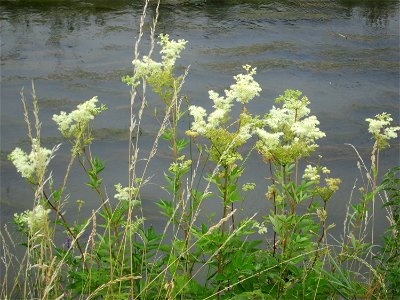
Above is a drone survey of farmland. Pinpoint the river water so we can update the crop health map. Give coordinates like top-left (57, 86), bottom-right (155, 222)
top-left (1, 0), bottom-right (399, 240)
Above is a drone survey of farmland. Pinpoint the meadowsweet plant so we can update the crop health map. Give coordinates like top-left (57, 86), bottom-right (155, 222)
top-left (14, 204), bottom-right (51, 236)
top-left (8, 138), bottom-right (52, 183)
top-left (53, 96), bottom-right (107, 147)
top-left (124, 33), bottom-right (187, 105)
top-left (3, 10), bottom-right (400, 298)
top-left (187, 65), bottom-right (262, 168)
top-left (256, 89), bottom-right (325, 165)
top-left (366, 112), bottom-right (400, 150)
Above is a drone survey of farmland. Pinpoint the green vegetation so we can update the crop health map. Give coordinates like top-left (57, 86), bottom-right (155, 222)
top-left (1, 4), bottom-right (399, 300)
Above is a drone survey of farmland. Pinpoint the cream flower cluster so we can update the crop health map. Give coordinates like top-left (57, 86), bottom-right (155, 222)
top-left (53, 96), bottom-right (106, 139)
top-left (365, 112), bottom-right (400, 149)
top-left (255, 129), bottom-right (283, 151)
top-left (168, 156), bottom-right (192, 175)
top-left (302, 165), bottom-right (320, 182)
top-left (14, 205), bottom-right (51, 235)
top-left (188, 106), bottom-right (207, 135)
top-left (114, 183), bottom-right (140, 206)
top-left (189, 65), bottom-right (261, 135)
top-left (302, 165), bottom-right (331, 184)
top-left (226, 65), bottom-right (262, 104)
top-left (131, 56), bottom-right (162, 85)
top-left (130, 34), bottom-right (187, 87)
top-left (8, 138), bottom-right (52, 180)
top-left (158, 33), bottom-right (188, 68)
top-left (256, 90), bottom-right (325, 163)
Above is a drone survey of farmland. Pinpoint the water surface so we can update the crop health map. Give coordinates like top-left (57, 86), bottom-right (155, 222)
top-left (1, 0), bottom-right (399, 240)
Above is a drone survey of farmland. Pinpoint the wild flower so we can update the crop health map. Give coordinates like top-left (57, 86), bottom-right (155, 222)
top-left (303, 165), bottom-right (320, 183)
top-left (316, 177), bottom-right (341, 202)
top-left (8, 138), bottom-right (52, 181)
top-left (158, 33), bottom-right (187, 68)
top-left (189, 65), bottom-right (261, 135)
top-left (316, 208), bottom-right (327, 222)
top-left (266, 184), bottom-right (277, 200)
top-left (188, 66), bottom-right (260, 166)
top-left (188, 105), bottom-right (207, 134)
top-left (321, 166), bottom-right (330, 174)
top-left (14, 205), bottom-right (51, 236)
top-left (252, 221), bottom-right (268, 234)
top-left (256, 89), bottom-right (325, 164)
top-left (226, 65), bottom-right (262, 104)
top-left (366, 112), bottom-right (400, 149)
top-left (53, 96), bottom-right (107, 139)
top-left (255, 129), bottom-right (283, 153)
top-left (325, 177), bottom-right (341, 192)
top-left (127, 34), bottom-right (187, 96)
top-left (131, 56), bottom-right (162, 86)
top-left (114, 183), bottom-right (140, 206)
top-left (236, 123), bottom-right (253, 143)
top-left (291, 115), bottom-right (325, 142)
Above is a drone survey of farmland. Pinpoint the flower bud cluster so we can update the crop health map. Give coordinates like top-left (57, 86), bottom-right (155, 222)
top-left (169, 156), bottom-right (192, 176)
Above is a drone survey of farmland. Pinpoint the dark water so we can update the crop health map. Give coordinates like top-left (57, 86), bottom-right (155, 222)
top-left (1, 0), bottom-right (399, 240)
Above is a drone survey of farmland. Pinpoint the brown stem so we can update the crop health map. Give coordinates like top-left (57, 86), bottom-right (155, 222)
top-left (42, 190), bottom-right (88, 271)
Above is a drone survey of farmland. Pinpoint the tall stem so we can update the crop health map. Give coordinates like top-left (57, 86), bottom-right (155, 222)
top-left (218, 165), bottom-right (229, 281)
top-left (42, 191), bottom-right (88, 271)
top-left (269, 161), bottom-right (277, 256)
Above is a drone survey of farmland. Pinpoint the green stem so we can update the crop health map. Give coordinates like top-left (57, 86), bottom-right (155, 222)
top-left (79, 152), bottom-right (119, 241)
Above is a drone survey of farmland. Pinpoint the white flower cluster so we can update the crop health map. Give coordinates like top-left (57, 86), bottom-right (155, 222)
top-left (302, 165), bottom-right (320, 183)
top-left (189, 65), bottom-right (261, 135)
top-left (256, 90), bottom-right (325, 163)
top-left (53, 96), bottom-right (106, 139)
top-left (226, 65), bottom-right (262, 104)
top-left (255, 129), bottom-right (283, 153)
top-left (236, 123), bottom-right (253, 142)
top-left (131, 56), bottom-right (162, 84)
top-left (188, 106), bottom-right (207, 135)
top-left (158, 33), bottom-right (188, 68)
top-left (14, 205), bottom-right (51, 235)
top-left (291, 115), bottom-right (325, 142)
top-left (131, 34), bottom-right (187, 86)
top-left (366, 112), bottom-right (400, 148)
top-left (253, 221), bottom-right (268, 235)
top-left (8, 138), bottom-right (52, 180)
top-left (114, 183), bottom-right (140, 206)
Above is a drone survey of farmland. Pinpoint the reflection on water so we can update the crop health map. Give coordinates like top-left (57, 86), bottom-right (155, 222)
top-left (339, 0), bottom-right (399, 26)
top-left (1, 0), bottom-right (399, 238)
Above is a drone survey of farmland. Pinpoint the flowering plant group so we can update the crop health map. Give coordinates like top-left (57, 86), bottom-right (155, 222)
top-left (4, 32), bottom-right (400, 300)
